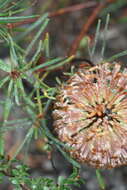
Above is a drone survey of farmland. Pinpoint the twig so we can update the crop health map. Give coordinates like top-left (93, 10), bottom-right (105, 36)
top-left (68, 3), bottom-right (105, 56)
top-left (49, 1), bottom-right (97, 17)
top-left (7, 1), bottom-right (97, 29)
top-left (68, 0), bottom-right (117, 56)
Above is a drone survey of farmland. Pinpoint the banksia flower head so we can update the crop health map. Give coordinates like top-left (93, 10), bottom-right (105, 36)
top-left (53, 62), bottom-right (127, 169)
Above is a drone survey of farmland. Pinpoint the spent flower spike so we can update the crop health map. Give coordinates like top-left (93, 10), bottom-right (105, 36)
top-left (53, 62), bottom-right (127, 169)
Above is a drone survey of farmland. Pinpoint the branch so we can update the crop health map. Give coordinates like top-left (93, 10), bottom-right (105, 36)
top-left (68, 0), bottom-right (117, 56)
top-left (7, 1), bottom-right (97, 29)
top-left (49, 1), bottom-right (97, 17)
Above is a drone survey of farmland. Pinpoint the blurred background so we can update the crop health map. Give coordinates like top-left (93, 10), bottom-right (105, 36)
top-left (0, 0), bottom-right (127, 189)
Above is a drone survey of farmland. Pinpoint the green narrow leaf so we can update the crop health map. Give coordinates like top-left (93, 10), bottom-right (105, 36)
top-left (42, 119), bottom-right (80, 169)
top-left (0, 121), bottom-right (32, 133)
top-left (0, 135), bottom-right (4, 156)
top-left (17, 78), bottom-right (25, 95)
top-left (36, 80), bottom-right (43, 115)
top-left (28, 57), bottom-right (64, 72)
top-left (8, 34), bottom-right (19, 67)
top-left (0, 0), bottom-right (14, 9)
top-left (0, 12), bottom-right (8, 17)
top-left (0, 15), bottom-right (39, 24)
top-left (33, 127), bottom-right (39, 140)
top-left (43, 33), bottom-right (50, 58)
top-left (46, 55), bottom-right (74, 70)
top-left (23, 129), bottom-right (34, 163)
top-left (41, 85), bottom-right (81, 168)
top-left (8, 79), bottom-right (13, 96)
top-left (3, 0), bottom-right (30, 12)
top-left (26, 18), bottom-right (49, 56)
top-left (56, 143), bottom-right (81, 168)
top-left (23, 96), bottom-right (36, 108)
top-left (14, 42), bottom-right (25, 54)
top-left (58, 176), bottom-right (65, 186)
top-left (0, 28), bottom-right (8, 42)
top-left (96, 169), bottom-right (106, 190)
top-left (101, 14), bottom-right (110, 58)
top-left (30, 40), bottom-right (43, 64)
top-left (42, 119), bottom-right (72, 150)
top-left (14, 82), bottom-right (20, 105)
top-left (4, 118), bottom-right (30, 125)
top-left (43, 88), bottom-right (56, 112)
top-left (15, 13), bottom-right (49, 41)
top-left (3, 98), bottom-right (12, 121)
top-left (91, 19), bottom-right (101, 58)
top-left (107, 49), bottom-right (127, 62)
top-left (26, 109), bottom-right (36, 121)
top-left (0, 76), bottom-right (10, 88)
top-left (0, 59), bottom-right (11, 72)
top-left (7, 8), bottom-right (27, 16)
top-left (9, 128), bottom-right (34, 161)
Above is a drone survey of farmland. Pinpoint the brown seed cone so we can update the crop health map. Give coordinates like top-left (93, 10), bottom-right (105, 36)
top-left (52, 63), bottom-right (127, 169)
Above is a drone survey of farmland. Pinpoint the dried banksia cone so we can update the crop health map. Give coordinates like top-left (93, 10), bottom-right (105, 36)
top-left (53, 62), bottom-right (127, 169)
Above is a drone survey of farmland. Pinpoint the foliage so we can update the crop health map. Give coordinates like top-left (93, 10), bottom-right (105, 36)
top-left (0, 159), bottom-right (83, 190)
top-left (0, 0), bottom-right (126, 190)
top-left (0, 0), bottom-right (81, 189)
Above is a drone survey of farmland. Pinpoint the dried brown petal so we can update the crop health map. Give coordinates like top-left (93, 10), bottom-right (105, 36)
top-left (53, 63), bottom-right (127, 169)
